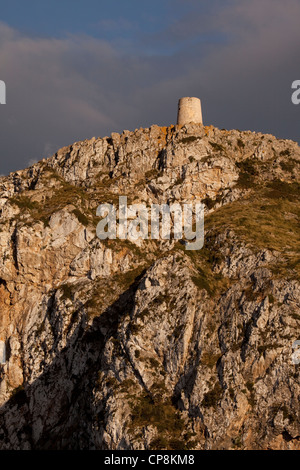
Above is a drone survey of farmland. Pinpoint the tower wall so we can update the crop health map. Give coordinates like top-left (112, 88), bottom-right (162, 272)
top-left (177, 97), bottom-right (203, 125)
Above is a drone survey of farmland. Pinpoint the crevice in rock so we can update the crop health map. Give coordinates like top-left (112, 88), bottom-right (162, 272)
top-left (11, 226), bottom-right (19, 273)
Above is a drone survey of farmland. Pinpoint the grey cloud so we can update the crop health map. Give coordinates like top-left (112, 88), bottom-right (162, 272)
top-left (96, 17), bottom-right (137, 33)
top-left (0, 1), bottom-right (299, 176)
top-left (0, 25), bottom-right (143, 174)
top-left (140, 0), bottom-right (300, 136)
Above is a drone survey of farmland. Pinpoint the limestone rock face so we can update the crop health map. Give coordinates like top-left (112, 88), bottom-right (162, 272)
top-left (0, 123), bottom-right (299, 449)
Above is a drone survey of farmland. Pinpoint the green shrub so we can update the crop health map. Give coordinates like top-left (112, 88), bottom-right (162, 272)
top-left (10, 385), bottom-right (26, 406)
top-left (279, 149), bottom-right (291, 156)
top-left (203, 196), bottom-right (216, 210)
top-left (279, 160), bottom-right (296, 172)
top-left (72, 208), bottom-right (89, 226)
top-left (237, 138), bottom-right (245, 149)
top-left (209, 141), bottom-right (225, 152)
top-left (60, 283), bottom-right (74, 301)
top-left (180, 136), bottom-right (199, 144)
top-left (203, 194), bottom-right (223, 210)
top-left (129, 323), bottom-right (141, 335)
top-left (266, 180), bottom-right (300, 201)
top-left (149, 357), bottom-right (160, 368)
top-left (235, 158), bottom-right (258, 188)
top-left (201, 382), bottom-right (223, 408)
top-left (11, 196), bottom-right (40, 211)
top-left (268, 294), bottom-right (275, 304)
top-left (130, 386), bottom-right (195, 450)
top-left (138, 308), bottom-right (150, 322)
top-left (150, 437), bottom-right (169, 450)
top-left (201, 351), bottom-right (222, 369)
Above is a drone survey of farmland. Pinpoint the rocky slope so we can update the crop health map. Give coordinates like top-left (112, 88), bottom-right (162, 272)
top-left (0, 123), bottom-right (299, 449)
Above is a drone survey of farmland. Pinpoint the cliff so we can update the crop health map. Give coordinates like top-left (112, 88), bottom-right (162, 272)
top-left (0, 123), bottom-right (299, 449)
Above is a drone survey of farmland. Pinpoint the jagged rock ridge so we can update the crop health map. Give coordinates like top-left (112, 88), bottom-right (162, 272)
top-left (0, 123), bottom-right (299, 449)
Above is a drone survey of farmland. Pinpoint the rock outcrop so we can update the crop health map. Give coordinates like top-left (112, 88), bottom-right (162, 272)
top-left (0, 123), bottom-right (299, 449)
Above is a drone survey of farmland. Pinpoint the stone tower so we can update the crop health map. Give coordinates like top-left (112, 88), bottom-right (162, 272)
top-left (177, 97), bottom-right (203, 125)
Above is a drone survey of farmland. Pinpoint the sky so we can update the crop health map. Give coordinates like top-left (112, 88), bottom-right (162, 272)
top-left (0, 0), bottom-right (299, 175)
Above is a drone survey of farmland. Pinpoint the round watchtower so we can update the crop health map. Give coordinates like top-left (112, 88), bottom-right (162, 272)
top-left (177, 97), bottom-right (203, 126)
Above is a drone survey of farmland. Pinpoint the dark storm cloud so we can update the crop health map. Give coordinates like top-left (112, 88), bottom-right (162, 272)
top-left (0, 0), bottom-right (299, 175)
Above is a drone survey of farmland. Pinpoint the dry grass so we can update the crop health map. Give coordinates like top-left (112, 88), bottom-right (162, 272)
top-left (206, 185), bottom-right (300, 280)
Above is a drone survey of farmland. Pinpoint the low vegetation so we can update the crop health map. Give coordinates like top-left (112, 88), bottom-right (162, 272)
top-left (205, 186), bottom-right (300, 280)
top-left (129, 387), bottom-right (196, 450)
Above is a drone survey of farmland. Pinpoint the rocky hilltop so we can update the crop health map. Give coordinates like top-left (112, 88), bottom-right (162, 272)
top-left (0, 123), bottom-right (299, 450)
